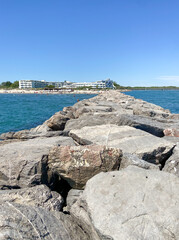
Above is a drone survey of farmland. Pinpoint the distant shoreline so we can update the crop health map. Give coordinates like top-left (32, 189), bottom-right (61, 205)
top-left (0, 89), bottom-right (99, 94)
top-left (0, 89), bottom-right (129, 95)
top-left (0, 88), bottom-right (178, 95)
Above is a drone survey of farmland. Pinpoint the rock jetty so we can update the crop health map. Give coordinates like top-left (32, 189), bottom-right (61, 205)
top-left (0, 90), bottom-right (179, 239)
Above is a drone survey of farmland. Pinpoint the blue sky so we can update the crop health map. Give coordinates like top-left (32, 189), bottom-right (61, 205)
top-left (0, 0), bottom-right (179, 86)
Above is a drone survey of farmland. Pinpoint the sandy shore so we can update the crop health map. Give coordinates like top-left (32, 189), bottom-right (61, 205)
top-left (0, 89), bottom-right (104, 94)
top-left (0, 88), bottom-right (129, 94)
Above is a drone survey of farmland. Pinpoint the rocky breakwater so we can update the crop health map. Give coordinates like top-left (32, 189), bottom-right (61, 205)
top-left (0, 90), bottom-right (179, 239)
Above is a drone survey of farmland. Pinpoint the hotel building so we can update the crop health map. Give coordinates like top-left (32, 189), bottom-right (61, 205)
top-left (19, 79), bottom-right (114, 89)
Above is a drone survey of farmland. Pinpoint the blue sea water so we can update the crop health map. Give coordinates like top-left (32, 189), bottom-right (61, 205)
top-left (125, 90), bottom-right (179, 114)
top-left (0, 93), bottom-right (96, 135)
top-left (0, 90), bottom-right (178, 135)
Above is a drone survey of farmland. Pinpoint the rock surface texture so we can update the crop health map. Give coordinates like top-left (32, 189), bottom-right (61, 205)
top-left (48, 145), bottom-right (122, 189)
top-left (0, 202), bottom-right (88, 240)
top-left (70, 124), bottom-right (174, 165)
top-left (0, 184), bottom-right (64, 211)
top-left (0, 136), bottom-right (75, 189)
top-left (163, 142), bottom-right (179, 177)
top-left (71, 166), bottom-right (179, 240)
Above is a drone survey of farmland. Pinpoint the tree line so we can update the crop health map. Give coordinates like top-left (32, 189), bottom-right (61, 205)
top-left (0, 81), bottom-right (19, 89)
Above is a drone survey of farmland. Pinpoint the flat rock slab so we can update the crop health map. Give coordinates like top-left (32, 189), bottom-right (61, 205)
top-left (0, 184), bottom-right (63, 211)
top-left (65, 113), bottom-right (168, 137)
top-left (0, 136), bottom-right (75, 188)
top-left (69, 124), bottom-right (174, 164)
top-left (71, 166), bottom-right (179, 240)
top-left (48, 145), bottom-right (122, 189)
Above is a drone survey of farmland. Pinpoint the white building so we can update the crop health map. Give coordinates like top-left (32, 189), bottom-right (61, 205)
top-left (70, 79), bottom-right (114, 89)
top-left (19, 80), bottom-right (64, 89)
top-left (19, 78), bottom-right (114, 89)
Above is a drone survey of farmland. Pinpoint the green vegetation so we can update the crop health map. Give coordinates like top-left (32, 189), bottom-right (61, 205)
top-left (0, 81), bottom-right (19, 89)
top-left (113, 81), bottom-right (179, 90)
top-left (46, 85), bottom-right (55, 89)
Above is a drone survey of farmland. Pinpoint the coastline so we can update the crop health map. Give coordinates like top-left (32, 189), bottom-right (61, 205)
top-left (0, 88), bottom-right (130, 95)
top-left (0, 89), bottom-right (99, 94)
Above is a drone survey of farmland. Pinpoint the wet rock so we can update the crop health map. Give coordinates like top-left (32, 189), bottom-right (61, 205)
top-left (48, 145), bottom-right (122, 189)
top-left (71, 166), bottom-right (179, 240)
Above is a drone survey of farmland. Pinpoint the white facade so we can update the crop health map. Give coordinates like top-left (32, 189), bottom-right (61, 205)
top-left (70, 79), bottom-right (114, 89)
top-left (19, 80), bottom-right (47, 89)
top-left (19, 80), bottom-right (64, 89)
top-left (19, 79), bottom-right (114, 89)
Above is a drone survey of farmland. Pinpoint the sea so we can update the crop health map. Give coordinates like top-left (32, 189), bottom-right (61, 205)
top-left (125, 90), bottom-right (179, 114)
top-left (0, 90), bottom-right (178, 135)
top-left (0, 93), bottom-right (96, 135)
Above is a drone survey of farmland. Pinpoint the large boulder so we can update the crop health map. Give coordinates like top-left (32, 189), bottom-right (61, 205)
top-left (48, 145), bottom-right (122, 189)
top-left (0, 184), bottom-right (63, 211)
top-left (46, 111), bottom-right (71, 131)
top-left (71, 166), bottom-right (179, 240)
top-left (69, 124), bottom-right (174, 165)
top-left (163, 142), bottom-right (179, 177)
top-left (0, 202), bottom-right (88, 240)
top-left (0, 136), bottom-right (75, 189)
top-left (65, 113), bottom-right (168, 137)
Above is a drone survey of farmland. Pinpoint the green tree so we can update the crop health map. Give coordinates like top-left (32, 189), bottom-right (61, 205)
top-left (46, 85), bottom-right (55, 89)
top-left (0, 81), bottom-right (12, 88)
top-left (11, 81), bottom-right (19, 88)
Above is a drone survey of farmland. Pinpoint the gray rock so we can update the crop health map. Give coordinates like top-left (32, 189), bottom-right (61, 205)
top-left (46, 111), bottom-right (71, 131)
top-left (0, 184), bottom-right (64, 211)
top-left (65, 112), bottom-right (117, 131)
top-left (48, 145), bottom-right (122, 189)
top-left (65, 113), bottom-right (168, 137)
top-left (71, 166), bottom-right (179, 240)
top-left (0, 129), bottom-right (64, 140)
top-left (163, 143), bottom-right (179, 177)
top-left (163, 136), bottom-right (179, 144)
top-left (69, 124), bottom-right (174, 165)
top-left (66, 189), bottom-right (83, 211)
top-left (0, 136), bottom-right (75, 188)
top-left (120, 153), bottom-right (160, 170)
top-left (0, 202), bottom-right (76, 240)
top-left (73, 105), bottom-right (114, 118)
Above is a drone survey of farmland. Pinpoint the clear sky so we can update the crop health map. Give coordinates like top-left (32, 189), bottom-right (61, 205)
top-left (0, 0), bottom-right (179, 86)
